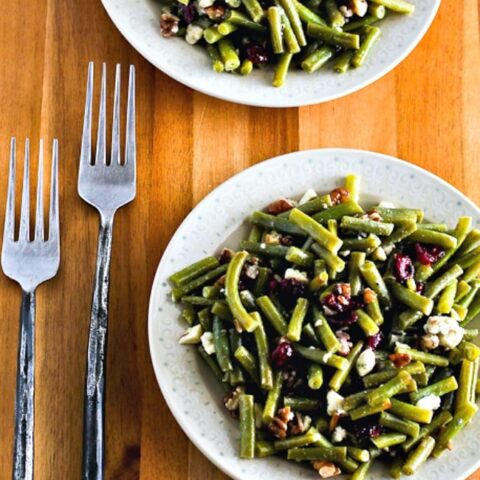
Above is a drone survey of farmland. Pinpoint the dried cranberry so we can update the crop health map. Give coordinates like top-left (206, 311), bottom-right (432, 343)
top-left (367, 332), bottom-right (383, 350)
top-left (321, 284), bottom-right (364, 316)
top-left (246, 44), bottom-right (269, 65)
top-left (329, 311), bottom-right (359, 327)
top-left (416, 281), bottom-right (425, 294)
top-left (271, 341), bottom-right (294, 369)
top-left (178, 3), bottom-right (196, 23)
top-left (393, 253), bottom-right (414, 282)
top-left (414, 243), bottom-right (445, 266)
top-left (270, 278), bottom-right (307, 309)
top-left (353, 424), bottom-right (383, 442)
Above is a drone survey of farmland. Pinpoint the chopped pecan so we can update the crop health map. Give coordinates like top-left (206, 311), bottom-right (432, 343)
top-left (214, 274), bottom-right (226, 287)
top-left (328, 412), bottom-right (342, 432)
top-left (223, 386), bottom-right (244, 417)
top-left (329, 187), bottom-right (350, 205)
top-left (265, 232), bottom-right (281, 245)
top-left (160, 12), bottom-right (180, 38)
top-left (288, 412), bottom-right (310, 436)
top-left (268, 406), bottom-right (294, 439)
top-left (219, 247), bottom-right (235, 264)
top-left (312, 461), bottom-right (342, 478)
top-left (266, 198), bottom-right (296, 215)
top-left (204, 4), bottom-right (227, 19)
top-left (363, 288), bottom-right (377, 305)
top-left (389, 352), bottom-right (412, 368)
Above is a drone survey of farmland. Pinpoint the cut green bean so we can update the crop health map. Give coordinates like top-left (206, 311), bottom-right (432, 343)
top-left (278, 0), bottom-right (307, 46)
top-left (389, 399), bottom-right (433, 424)
top-left (234, 346), bottom-right (259, 384)
top-left (286, 246), bottom-right (314, 266)
top-left (356, 309), bottom-right (380, 336)
top-left (367, 370), bottom-right (412, 406)
top-left (252, 313), bottom-right (274, 390)
top-left (347, 447), bottom-right (370, 463)
top-left (372, 433), bottom-right (407, 449)
top-left (349, 252), bottom-right (366, 296)
top-left (287, 444), bottom-right (347, 462)
top-left (272, 52), bottom-right (293, 88)
top-left (333, 50), bottom-right (354, 73)
top-left (308, 364), bottom-right (324, 390)
top-left (287, 297), bottom-right (309, 342)
top-left (388, 280), bottom-right (434, 315)
top-left (242, 0), bottom-right (265, 22)
top-left (307, 22), bottom-right (360, 49)
top-left (294, 344), bottom-right (349, 371)
top-left (380, 411), bottom-right (420, 438)
top-left (301, 46), bottom-right (334, 73)
top-left (370, 0), bottom-right (415, 14)
top-left (252, 211), bottom-right (306, 236)
top-left (240, 240), bottom-right (288, 258)
top-left (213, 316), bottom-right (233, 372)
top-left (262, 371), bottom-right (283, 424)
top-left (256, 295), bottom-right (288, 335)
top-left (349, 399), bottom-right (392, 420)
top-left (311, 242), bottom-right (345, 273)
top-left (169, 256), bottom-right (220, 287)
top-left (293, 0), bottom-right (326, 25)
top-left (340, 215), bottom-right (394, 236)
top-left (360, 260), bottom-right (392, 307)
top-left (352, 26), bottom-right (381, 68)
top-left (402, 436), bottom-right (435, 475)
top-left (239, 394), bottom-right (255, 458)
top-left (329, 341), bottom-right (364, 391)
top-left (218, 38), bottom-right (241, 71)
top-left (267, 7), bottom-right (284, 54)
top-left (313, 307), bottom-right (341, 353)
top-left (275, 427), bottom-right (320, 451)
top-left (410, 376), bottom-right (458, 404)
top-left (437, 278), bottom-right (458, 314)
top-left (284, 396), bottom-right (319, 411)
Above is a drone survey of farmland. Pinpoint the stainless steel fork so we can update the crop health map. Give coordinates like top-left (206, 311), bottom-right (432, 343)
top-left (1, 138), bottom-right (60, 480)
top-left (79, 62), bottom-right (136, 480)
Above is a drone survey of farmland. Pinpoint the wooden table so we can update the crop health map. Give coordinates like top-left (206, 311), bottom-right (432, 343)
top-left (0, 0), bottom-right (478, 478)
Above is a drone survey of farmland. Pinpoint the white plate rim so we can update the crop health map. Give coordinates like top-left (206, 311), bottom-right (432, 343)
top-left (148, 148), bottom-right (480, 480)
top-left (101, 0), bottom-right (441, 108)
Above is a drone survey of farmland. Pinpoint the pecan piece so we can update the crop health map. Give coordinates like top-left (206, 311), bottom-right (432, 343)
top-left (268, 406), bottom-right (294, 439)
top-left (288, 412), bottom-right (311, 436)
top-left (204, 4), bottom-right (227, 19)
top-left (223, 386), bottom-right (244, 417)
top-left (363, 288), bottom-right (377, 305)
top-left (329, 187), bottom-right (350, 205)
top-left (389, 352), bottom-right (412, 368)
top-left (219, 247), bottom-right (235, 264)
top-left (160, 12), bottom-right (180, 38)
top-left (266, 198), bottom-right (296, 215)
top-left (312, 461), bottom-right (342, 478)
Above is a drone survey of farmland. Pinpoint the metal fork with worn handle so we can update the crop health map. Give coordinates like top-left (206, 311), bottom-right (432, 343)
top-left (1, 138), bottom-right (60, 480)
top-left (79, 62), bottom-right (136, 480)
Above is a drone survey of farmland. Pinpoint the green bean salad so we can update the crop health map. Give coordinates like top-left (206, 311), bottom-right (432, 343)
top-left (170, 174), bottom-right (480, 479)
top-left (158, 0), bottom-right (415, 86)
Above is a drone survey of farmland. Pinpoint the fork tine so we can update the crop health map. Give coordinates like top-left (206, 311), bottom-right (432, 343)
top-left (125, 65), bottom-right (136, 169)
top-left (34, 139), bottom-right (44, 241)
top-left (49, 139), bottom-right (59, 241)
top-left (95, 63), bottom-right (107, 165)
top-left (80, 62), bottom-right (94, 169)
top-left (18, 139), bottom-right (30, 242)
top-left (3, 137), bottom-right (16, 242)
top-left (111, 64), bottom-right (121, 166)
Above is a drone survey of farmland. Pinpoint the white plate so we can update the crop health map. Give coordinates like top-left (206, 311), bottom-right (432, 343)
top-left (148, 149), bottom-right (480, 480)
top-left (102, 0), bottom-right (440, 107)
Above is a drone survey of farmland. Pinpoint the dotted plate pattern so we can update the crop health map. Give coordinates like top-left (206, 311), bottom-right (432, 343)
top-left (149, 149), bottom-right (480, 480)
top-left (102, 0), bottom-right (440, 107)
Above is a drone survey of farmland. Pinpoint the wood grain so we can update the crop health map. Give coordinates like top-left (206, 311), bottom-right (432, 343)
top-left (0, 0), bottom-right (478, 479)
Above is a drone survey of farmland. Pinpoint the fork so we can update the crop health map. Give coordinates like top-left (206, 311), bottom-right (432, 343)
top-left (79, 62), bottom-right (136, 480)
top-left (1, 138), bottom-right (60, 480)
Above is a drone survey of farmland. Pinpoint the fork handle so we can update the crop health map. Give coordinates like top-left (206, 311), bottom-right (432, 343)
top-left (82, 214), bottom-right (114, 480)
top-left (13, 290), bottom-right (36, 480)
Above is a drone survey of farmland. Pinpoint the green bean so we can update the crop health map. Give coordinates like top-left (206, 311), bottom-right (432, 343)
top-left (455, 280), bottom-right (472, 302)
top-left (380, 412), bottom-right (420, 438)
top-left (252, 211), bottom-right (306, 236)
top-left (206, 44), bottom-right (225, 72)
top-left (329, 341), bottom-right (364, 391)
top-left (352, 26), bottom-right (381, 68)
top-left (293, 0), bottom-right (327, 25)
top-left (307, 22), bottom-right (360, 49)
top-left (356, 309), bottom-right (380, 336)
top-left (211, 300), bottom-right (233, 321)
top-left (225, 252), bottom-right (259, 332)
top-left (313, 200), bottom-right (364, 225)
top-left (248, 224), bottom-right (263, 242)
top-left (302, 323), bottom-right (320, 346)
top-left (436, 278), bottom-right (458, 314)
top-left (402, 410), bottom-right (452, 452)
top-left (171, 264), bottom-right (228, 302)
top-left (340, 215), bottom-right (394, 236)
top-left (402, 436), bottom-right (435, 475)
top-left (239, 394), bottom-right (255, 458)
top-left (410, 376), bottom-right (458, 404)
top-left (347, 447), bottom-right (370, 463)
top-left (366, 293), bottom-right (384, 325)
top-left (419, 223), bottom-right (449, 232)
top-left (349, 399), bottom-right (391, 420)
top-left (275, 427), bottom-right (320, 451)
top-left (372, 433), bottom-right (407, 449)
top-left (462, 292), bottom-right (480, 326)
top-left (287, 297), bottom-right (309, 342)
top-left (462, 260), bottom-right (480, 283)
top-left (470, 357), bottom-right (479, 404)
top-left (389, 456), bottom-right (404, 479)
top-left (312, 432), bottom-right (359, 472)
top-left (325, 0), bottom-right (345, 27)
top-left (252, 313), bottom-right (273, 390)
top-left (255, 440), bottom-right (276, 457)
top-left (213, 316), bottom-right (233, 373)
top-left (169, 256), bottom-right (220, 287)
top-left (242, 0), bottom-right (265, 22)
top-left (309, 271), bottom-right (329, 291)
top-left (311, 242), bottom-right (345, 273)
top-left (370, 0), bottom-right (415, 14)
top-left (360, 260), bottom-right (392, 307)
top-left (218, 38), bottom-right (241, 71)
top-left (227, 10), bottom-right (267, 31)
top-left (294, 344), bottom-right (349, 370)
top-left (344, 390), bottom-right (370, 411)
top-left (363, 361), bottom-right (425, 388)
top-left (367, 370), bottom-right (412, 406)
top-left (284, 396), bottom-right (319, 411)
top-left (368, 3), bottom-right (386, 18)
top-left (424, 264), bottom-right (464, 299)
top-left (389, 399), bottom-right (433, 424)
top-left (333, 50), bottom-right (354, 73)
top-left (234, 346), bottom-right (259, 384)
top-left (286, 246), bottom-right (314, 266)
top-left (267, 7), bottom-right (284, 54)
top-left (240, 240), bottom-right (288, 258)
top-left (181, 303), bottom-right (196, 325)
top-left (342, 234), bottom-right (382, 253)
top-left (407, 229), bottom-right (457, 249)
top-left (308, 364), bottom-right (324, 390)
top-left (351, 460), bottom-right (372, 480)
top-left (456, 229), bottom-right (480, 257)
top-left (374, 207), bottom-right (422, 223)
top-left (253, 267), bottom-right (270, 297)
top-left (256, 295), bottom-right (287, 335)
top-left (272, 52), bottom-right (293, 87)
top-left (458, 281), bottom-right (480, 308)
top-left (217, 20), bottom-right (240, 36)
top-left (279, 195), bottom-right (332, 219)
top-left (384, 221), bottom-right (418, 247)
top-left (278, 0), bottom-right (307, 46)
top-left (343, 15), bottom-right (380, 32)
top-left (262, 370), bottom-right (283, 424)
top-left (387, 280), bottom-right (434, 315)
top-left (202, 285), bottom-right (222, 299)
top-left (181, 296), bottom-right (216, 306)
top-left (287, 444), bottom-right (347, 462)
top-left (396, 345), bottom-right (449, 367)
top-left (349, 252), bottom-right (366, 296)
top-left (313, 308), bottom-right (341, 353)
top-left (456, 249), bottom-right (480, 270)
top-left (432, 403), bottom-right (478, 457)
top-left (464, 328), bottom-right (479, 340)
top-left (301, 46), bottom-right (334, 73)
top-left (455, 359), bottom-right (474, 413)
